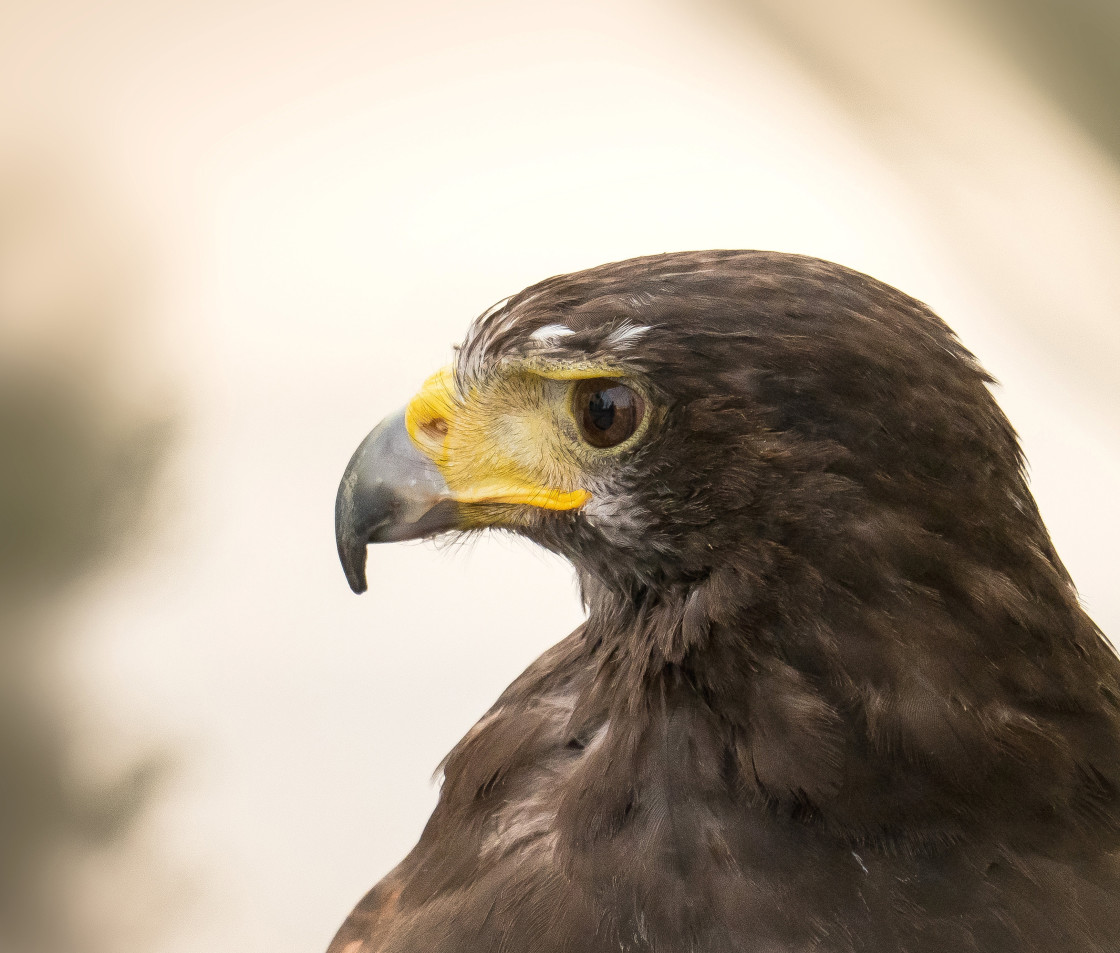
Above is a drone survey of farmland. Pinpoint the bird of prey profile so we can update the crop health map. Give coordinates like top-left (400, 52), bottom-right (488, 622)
top-left (331, 251), bottom-right (1120, 953)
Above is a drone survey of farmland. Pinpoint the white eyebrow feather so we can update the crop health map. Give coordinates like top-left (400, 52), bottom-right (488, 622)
top-left (530, 323), bottom-right (576, 342)
top-left (479, 296), bottom-right (511, 322)
top-left (605, 323), bottom-right (651, 347)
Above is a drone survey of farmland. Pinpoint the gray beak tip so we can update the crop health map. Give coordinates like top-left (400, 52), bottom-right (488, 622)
top-left (335, 477), bottom-right (370, 594)
top-left (334, 408), bottom-right (457, 595)
top-left (338, 538), bottom-right (370, 595)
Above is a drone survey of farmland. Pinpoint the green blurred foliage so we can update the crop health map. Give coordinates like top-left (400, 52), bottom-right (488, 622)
top-left (0, 373), bottom-right (170, 603)
top-left (960, 0), bottom-right (1120, 165)
top-left (0, 165), bottom-right (174, 952)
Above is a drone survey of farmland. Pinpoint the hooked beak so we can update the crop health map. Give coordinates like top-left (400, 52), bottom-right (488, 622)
top-left (334, 408), bottom-right (460, 593)
top-left (335, 366), bottom-right (591, 594)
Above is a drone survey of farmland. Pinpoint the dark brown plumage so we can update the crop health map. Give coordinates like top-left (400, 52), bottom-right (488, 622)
top-left (330, 251), bottom-right (1120, 953)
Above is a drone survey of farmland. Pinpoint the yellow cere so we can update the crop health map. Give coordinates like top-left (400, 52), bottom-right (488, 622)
top-left (404, 365), bottom-right (591, 512)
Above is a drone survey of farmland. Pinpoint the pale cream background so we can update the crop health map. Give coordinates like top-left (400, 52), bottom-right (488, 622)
top-left (0, 1), bottom-right (1117, 951)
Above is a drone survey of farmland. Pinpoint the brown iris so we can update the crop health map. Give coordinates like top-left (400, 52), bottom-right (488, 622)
top-left (572, 379), bottom-right (645, 449)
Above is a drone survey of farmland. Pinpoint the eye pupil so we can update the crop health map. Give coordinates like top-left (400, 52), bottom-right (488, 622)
top-left (573, 379), bottom-right (645, 449)
top-left (587, 392), bottom-right (615, 431)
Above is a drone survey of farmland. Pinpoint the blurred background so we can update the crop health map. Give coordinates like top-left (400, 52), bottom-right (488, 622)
top-left (0, 0), bottom-right (1117, 950)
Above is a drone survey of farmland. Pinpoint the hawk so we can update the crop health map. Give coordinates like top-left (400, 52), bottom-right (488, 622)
top-left (332, 251), bottom-right (1120, 952)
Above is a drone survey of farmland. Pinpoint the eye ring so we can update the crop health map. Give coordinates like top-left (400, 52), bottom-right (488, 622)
top-left (570, 378), bottom-right (646, 450)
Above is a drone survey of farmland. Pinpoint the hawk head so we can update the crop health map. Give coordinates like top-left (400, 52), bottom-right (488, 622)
top-left (336, 250), bottom-right (1061, 618)
top-left (331, 251), bottom-right (1120, 951)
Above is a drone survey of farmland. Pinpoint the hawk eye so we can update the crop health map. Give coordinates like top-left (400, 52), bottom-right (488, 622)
top-left (571, 379), bottom-right (645, 449)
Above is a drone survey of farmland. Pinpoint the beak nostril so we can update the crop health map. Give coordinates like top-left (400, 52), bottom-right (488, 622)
top-left (421, 417), bottom-right (449, 441)
top-left (336, 407), bottom-right (459, 592)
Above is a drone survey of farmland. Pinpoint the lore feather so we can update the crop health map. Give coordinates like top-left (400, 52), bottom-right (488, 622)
top-left (331, 250), bottom-right (1120, 953)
